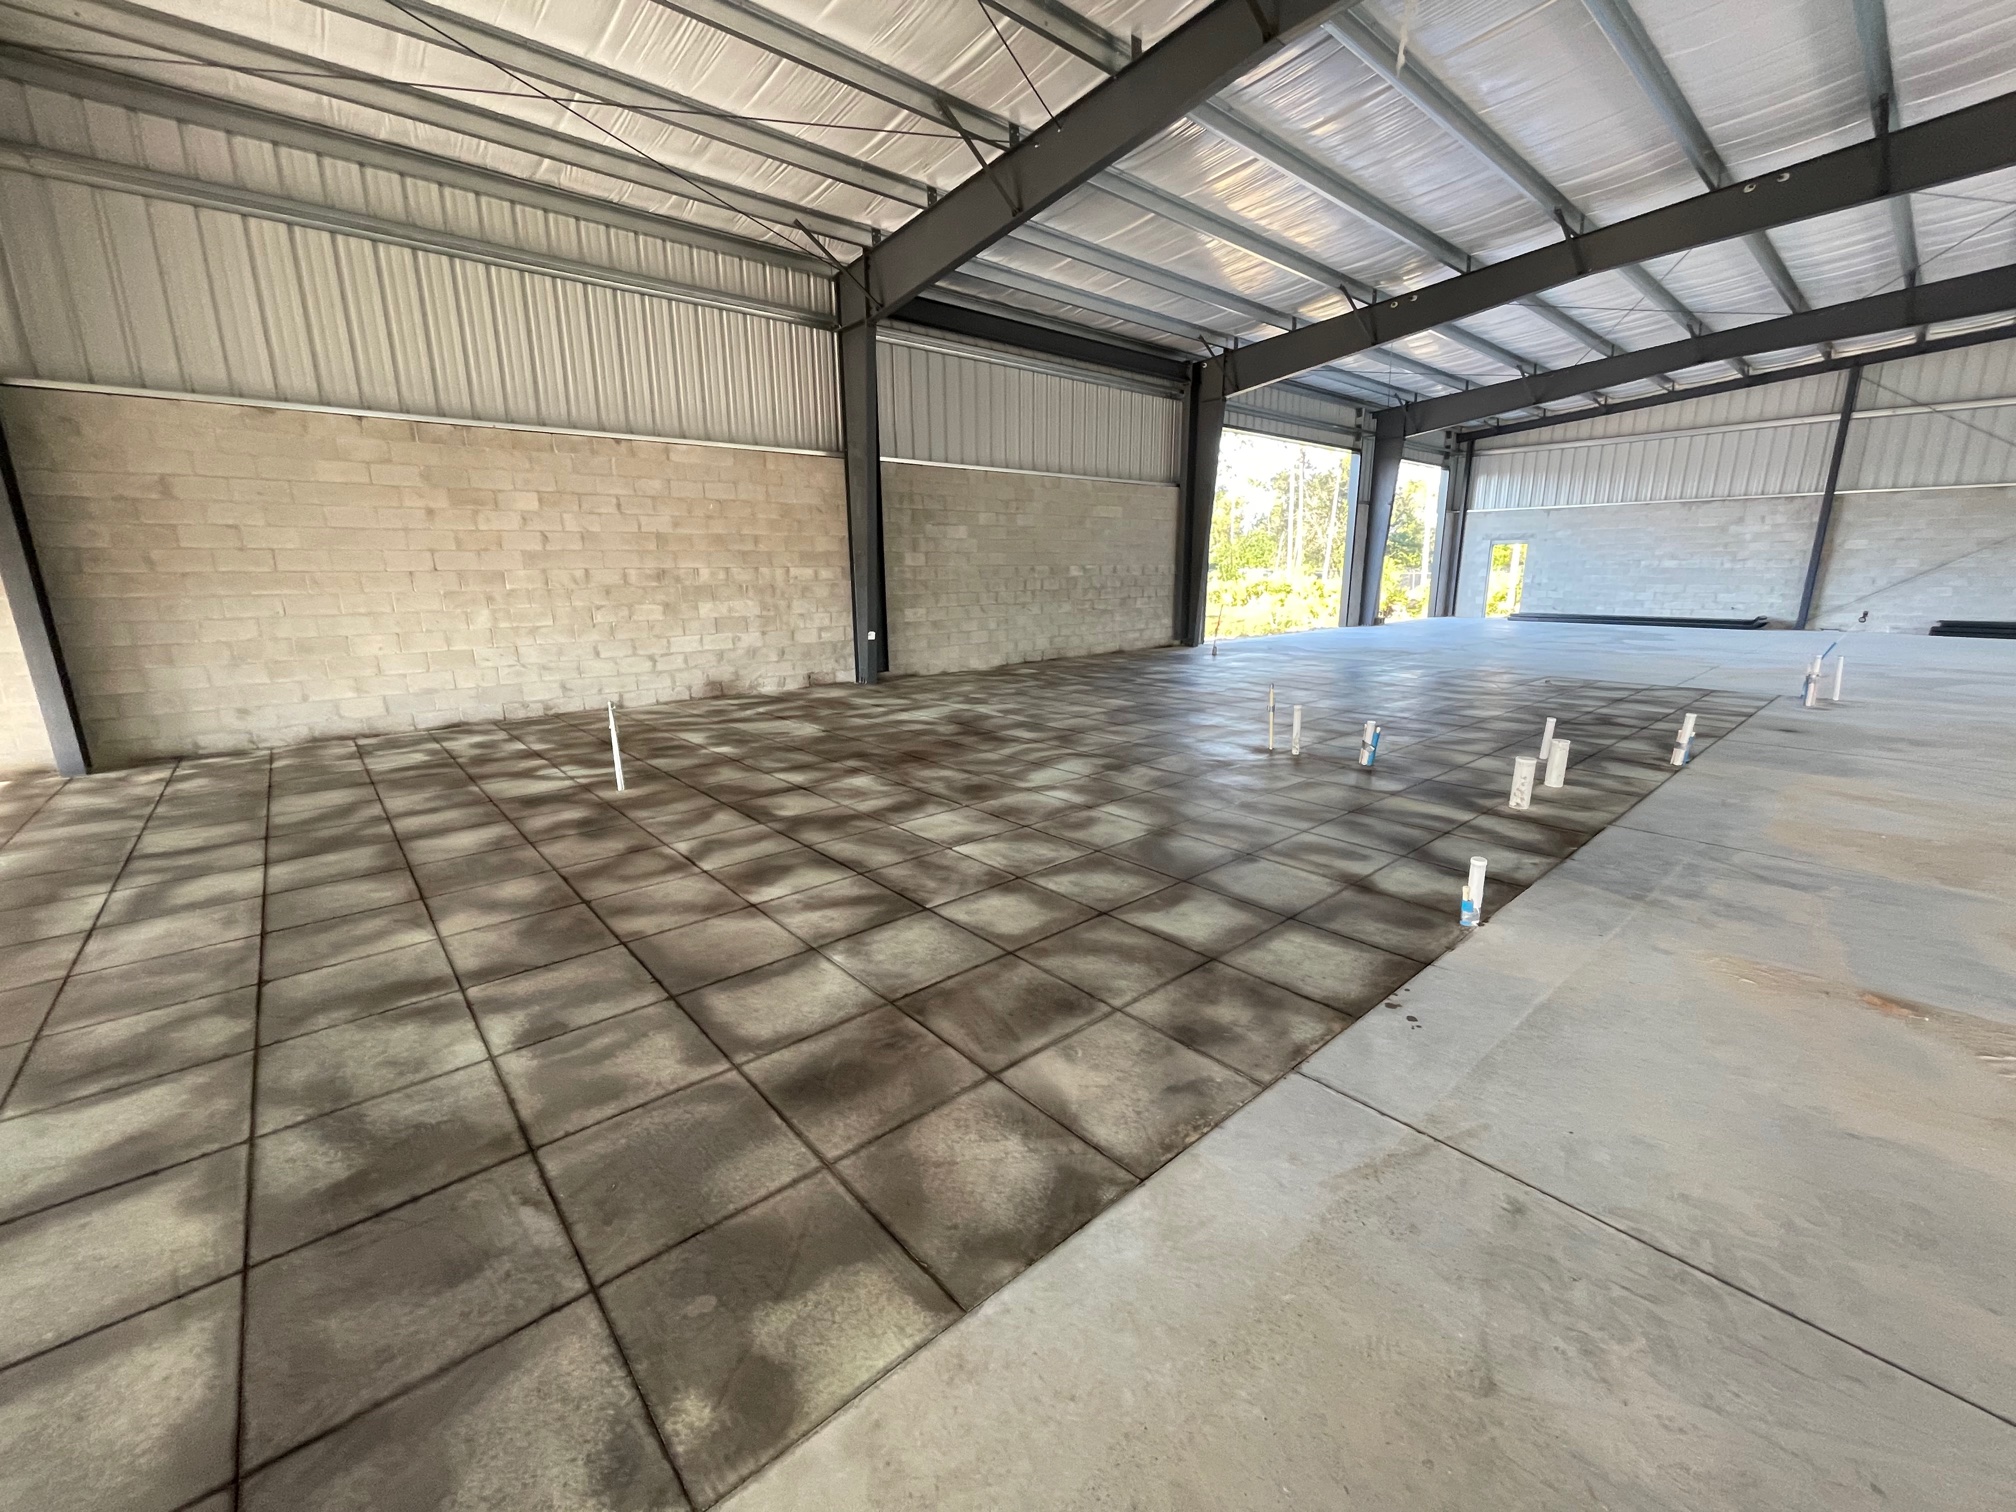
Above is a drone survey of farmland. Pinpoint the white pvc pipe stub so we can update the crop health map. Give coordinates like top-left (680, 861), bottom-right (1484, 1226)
top-left (1460, 855), bottom-right (1488, 928)
top-left (1538, 716), bottom-right (1556, 761)
top-left (1671, 711), bottom-right (1697, 767)
top-left (1290, 705), bottom-right (1303, 756)
top-left (1267, 686), bottom-right (1276, 751)
top-left (607, 701), bottom-right (626, 792)
top-left (1832, 657), bottom-right (1845, 702)
top-left (1509, 755), bottom-right (1536, 810)
top-left (1543, 737), bottom-right (1570, 788)
top-left (1359, 719), bottom-right (1381, 767)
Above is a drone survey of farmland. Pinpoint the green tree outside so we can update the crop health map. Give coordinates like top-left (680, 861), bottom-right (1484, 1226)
top-left (1203, 432), bottom-right (1351, 640)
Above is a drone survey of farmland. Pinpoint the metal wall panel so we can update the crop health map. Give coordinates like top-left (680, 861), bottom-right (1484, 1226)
top-left (1472, 415), bottom-right (1842, 510)
top-left (1225, 381), bottom-right (1364, 448)
top-left (877, 330), bottom-right (1181, 483)
top-left (0, 164), bottom-right (839, 452)
top-left (1469, 335), bottom-right (2016, 511)
top-left (0, 78), bottom-right (831, 318)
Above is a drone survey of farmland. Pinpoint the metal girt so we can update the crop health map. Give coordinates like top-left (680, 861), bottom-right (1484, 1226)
top-left (0, 138), bottom-right (825, 326)
top-left (1202, 88), bottom-right (2016, 397)
top-left (1, 0), bottom-right (870, 245)
top-left (1579, 0), bottom-right (1809, 313)
top-left (1470, 320), bottom-right (2016, 438)
top-left (1386, 262), bottom-right (2016, 434)
top-left (1342, 409), bottom-right (1404, 625)
top-left (1174, 379), bottom-right (1224, 645)
top-left (651, 0), bottom-right (1006, 142)
top-left (889, 296), bottom-right (1190, 380)
top-left (0, 49), bottom-right (831, 276)
top-left (1849, 0), bottom-right (1921, 288)
top-left (847, 0), bottom-right (1346, 316)
top-left (0, 406), bottom-right (88, 775)
top-left (1324, 9), bottom-right (1708, 340)
top-left (1797, 367), bottom-right (1862, 630)
top-left (297, 0), bottom-right (930, 207)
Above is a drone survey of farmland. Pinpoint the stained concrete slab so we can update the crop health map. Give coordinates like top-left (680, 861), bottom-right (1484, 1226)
top-left (722, 622), bottom-right (2016, 1510)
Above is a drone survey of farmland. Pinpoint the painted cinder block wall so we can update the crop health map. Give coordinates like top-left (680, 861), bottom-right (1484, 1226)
top-left (1455, 497), bottom-right (1822, 621)
top-left (882, 461), bottom-right (1178, 676)
top-left (0, 386), bottom-right (856, 768)
top-left (1454, 488), bottom-right (2016, 630)
top-left (0, 391), bottom-right (1188, 773)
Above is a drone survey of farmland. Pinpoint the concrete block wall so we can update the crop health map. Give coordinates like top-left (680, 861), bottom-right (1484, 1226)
top-left (1811, 485), bottom-right (2016, 632)
top-left (0, 386), bottom-right (853, 768)
top-left (1456, 496), bottom-right (1821, 621)
top-left (883, 461), bottom-right (1177, 676)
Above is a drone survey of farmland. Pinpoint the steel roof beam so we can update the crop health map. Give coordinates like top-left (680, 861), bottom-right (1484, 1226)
top-left (989, 0), bottom-right (1609, 365)
top-left (1385, 261), bottom-right (2015, 434)
top-left (1579, 0), bottom-right (1811, 313)
top-left (2, 0), bottom-right (870, 244)
top-left (1471, 319), bottom-right (2016, 439)
top-left (1325, 8), bottom-right (1709, 341)
top-left (1849, 0), bottom-right (1920, 288)
top-left (843, 0), bottom-right (1348, 318)
top-left (1201, 87), bottom-right (2016, 397)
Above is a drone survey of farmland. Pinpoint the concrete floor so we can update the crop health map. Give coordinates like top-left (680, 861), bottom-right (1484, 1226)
top-left (4, 618), bottom-right (2012, 1509)
top-left (717, 620), bottom-right (2016, 1511)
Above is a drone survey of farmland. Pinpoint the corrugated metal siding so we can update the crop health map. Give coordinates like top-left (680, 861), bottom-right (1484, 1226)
top-left (0, 165), bottom-right (839, 451)
top-left (1470, 336), bottom-right (2016, 510)
top-left (0, 78), bottom-right (831, 318)
top-left (1843, 398), bottom-right (2016, 492)
top-left (1225, 383), bottom-right (1363, 449)
top-left (1473, 417), bottom-right (1841, 510)
top-left (877, 332), bottom-right (1181, 483)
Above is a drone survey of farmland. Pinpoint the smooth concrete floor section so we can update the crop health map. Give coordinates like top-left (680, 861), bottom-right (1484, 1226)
top-left (723, 621), bottom-right (2016, 1512)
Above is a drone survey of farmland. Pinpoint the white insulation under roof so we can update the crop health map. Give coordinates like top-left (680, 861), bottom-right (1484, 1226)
top-left (0, 0), bottom-right (2009, 419)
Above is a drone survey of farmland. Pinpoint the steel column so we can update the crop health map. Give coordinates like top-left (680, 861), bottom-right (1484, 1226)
top-left (1344, 412), bottom-right (1406, 626)
top-left (1175, 374), bottom-right (1225, 646)
top-left (837, 281), bottom-right (887, 684)
top-left (0, 410), bottom-right (88, 775)
top-left (1431, 437), bottom-right (1474, 618)
top-left (1797, 367), bottom-right (1863, 630)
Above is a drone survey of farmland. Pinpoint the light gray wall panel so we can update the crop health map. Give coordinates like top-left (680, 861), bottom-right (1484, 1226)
top-left (877, 331), bottom-right (1181, 484)
top-left (0, 166), bottom-right (839, 451)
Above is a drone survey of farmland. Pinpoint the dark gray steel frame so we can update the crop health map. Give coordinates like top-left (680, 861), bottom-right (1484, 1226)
top-left (0, 408), bottom-right (88, 775)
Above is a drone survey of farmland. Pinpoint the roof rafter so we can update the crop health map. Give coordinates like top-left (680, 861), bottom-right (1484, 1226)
top-left (1388, 261), bottom-right (2016, 433)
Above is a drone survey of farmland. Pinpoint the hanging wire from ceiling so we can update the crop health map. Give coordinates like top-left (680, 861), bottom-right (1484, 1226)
top-left (370, 0), bottom-right (854, 265)
top-left (974, 0), bottom-right (1054, 124)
